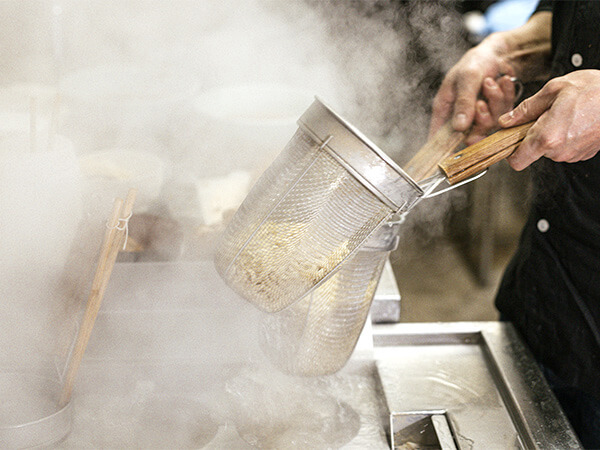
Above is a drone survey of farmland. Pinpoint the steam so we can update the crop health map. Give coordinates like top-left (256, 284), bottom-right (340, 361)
top-left (0, 0), bottom-right (470, 445)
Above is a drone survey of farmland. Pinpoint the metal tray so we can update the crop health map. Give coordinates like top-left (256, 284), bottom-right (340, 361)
top-left (372, 321), bottom-right (582, 449)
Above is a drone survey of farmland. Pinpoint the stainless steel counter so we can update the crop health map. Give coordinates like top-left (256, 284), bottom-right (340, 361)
top-left (46, 262), bottom-right (580, 448)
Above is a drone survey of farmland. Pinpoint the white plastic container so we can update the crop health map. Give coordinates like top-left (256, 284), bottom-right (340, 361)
top-left (0, 133), bottom-right (81, 272)
top-left (0, 131), bottom-right (81, 447)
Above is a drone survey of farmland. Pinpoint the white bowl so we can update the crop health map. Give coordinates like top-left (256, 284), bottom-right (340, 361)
top-left (60, 64), bottom-right (200, 148)
top-left (189, 83), bottom-right (314, 176)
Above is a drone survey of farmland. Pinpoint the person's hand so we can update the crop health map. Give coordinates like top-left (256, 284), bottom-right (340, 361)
top-left (430, 34), bottom-right (517, 144)
top-left (429, 11), bottom-right (551, 145)
top-left (499, 69), bottom-right (600, 170)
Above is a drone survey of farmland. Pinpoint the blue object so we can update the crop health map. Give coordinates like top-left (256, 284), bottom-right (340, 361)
top-left (484, 0), bottom-right (538, 34)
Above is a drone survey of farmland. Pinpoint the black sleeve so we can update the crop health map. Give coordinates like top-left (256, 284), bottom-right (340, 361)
top-left (534, 0), bottom-right (553, 13)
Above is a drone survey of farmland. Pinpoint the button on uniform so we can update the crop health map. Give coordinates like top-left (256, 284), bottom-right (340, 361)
top-left (571, 53), bottom-right (583, 67)
top-left (537, 219), bottom-right (550, 233)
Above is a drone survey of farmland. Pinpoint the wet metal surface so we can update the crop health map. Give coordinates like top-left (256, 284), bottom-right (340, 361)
top-left (373, 322), bottom-right (582, 449)
top-left (49, 263), bottom-right (580, 448)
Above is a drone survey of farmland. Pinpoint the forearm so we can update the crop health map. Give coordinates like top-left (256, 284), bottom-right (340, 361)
top-left (484, 11), bottom-right (552, 82)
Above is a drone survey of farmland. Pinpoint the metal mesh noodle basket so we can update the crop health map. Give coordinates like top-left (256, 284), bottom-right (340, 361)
top-left (259, 222), bottom-right (400, 376)
top-left (214, 99), bottom-right (422, 312)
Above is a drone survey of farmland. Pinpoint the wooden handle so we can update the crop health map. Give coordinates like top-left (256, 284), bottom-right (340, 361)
top-left (404, 121), bottom-right (467, 182)
top-left (438, 122), bottom-right (534, 184)
top-left (59, 188), bottom-right (137, 407)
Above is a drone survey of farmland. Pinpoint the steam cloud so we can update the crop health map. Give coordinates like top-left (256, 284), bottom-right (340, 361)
top-left (0, 0), bottom-right (470, 446)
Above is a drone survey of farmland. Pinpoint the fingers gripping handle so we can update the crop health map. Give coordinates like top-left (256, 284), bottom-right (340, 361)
top-left (438, 121), bottom-right (534, 184)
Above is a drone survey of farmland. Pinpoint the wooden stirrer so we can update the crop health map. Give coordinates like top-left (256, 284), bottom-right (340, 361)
top-left (59, 188), bottom-right (137, 407)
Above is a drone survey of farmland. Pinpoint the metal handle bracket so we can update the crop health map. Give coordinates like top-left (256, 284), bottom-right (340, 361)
top-left (421, 170), bottom-right (488, 199)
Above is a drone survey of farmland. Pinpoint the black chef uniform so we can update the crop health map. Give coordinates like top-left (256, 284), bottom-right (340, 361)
top-left (495, 1), bottom-right (600, 447)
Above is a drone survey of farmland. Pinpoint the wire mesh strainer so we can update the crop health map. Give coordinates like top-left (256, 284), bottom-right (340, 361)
top-left (214, 99), bottom-right (422, 312)
top-left (259, 222), bottom-right (400, 376)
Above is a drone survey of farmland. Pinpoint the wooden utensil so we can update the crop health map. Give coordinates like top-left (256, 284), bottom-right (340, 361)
top-left (439, 122), bottom-right (534, 184)
top-left (59, 188), bottom-right (137, 407)
top-left (403, 121), bottom-right (467, 182)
